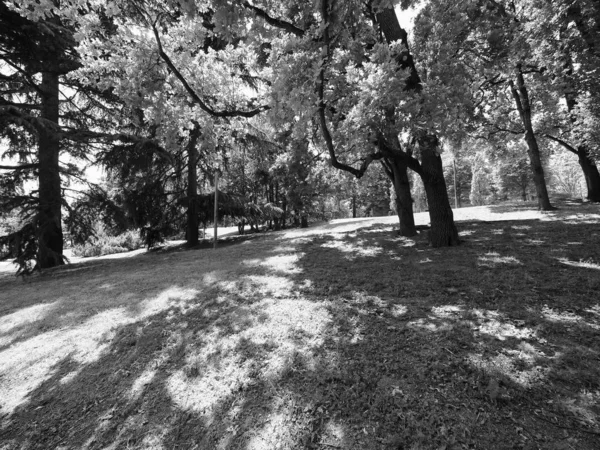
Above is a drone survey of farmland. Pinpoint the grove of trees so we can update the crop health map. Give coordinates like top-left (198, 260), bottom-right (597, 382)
top-left (1, 0), bottom-right (599, 273)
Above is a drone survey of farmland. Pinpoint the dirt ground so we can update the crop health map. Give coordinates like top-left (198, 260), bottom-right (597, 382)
top-left (0, 200), bottom-right (599, 449)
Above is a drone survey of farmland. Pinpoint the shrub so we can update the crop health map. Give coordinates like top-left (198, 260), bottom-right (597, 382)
top-left (72, 230), bottom-right (143, 258)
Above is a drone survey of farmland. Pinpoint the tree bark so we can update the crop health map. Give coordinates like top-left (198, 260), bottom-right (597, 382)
top-left (37, 70), bottom-right (64, 269)
top-left (509, 66), bottom-right (553, 210)
top-left (375, 7), bottom-right (458, 244)
top-left (577, 149), bottom-right (600, 202)
top-left (186, 126), bottom-right (201, 246)
top-left (418, 135), bottom-right (460, 247)
top-left (561, 89), bottom-right (600, 202)
top-left (384, 158), bottom-right (416, 236)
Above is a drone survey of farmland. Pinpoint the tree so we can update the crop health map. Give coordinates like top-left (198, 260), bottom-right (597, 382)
top-left (238, 0), bottom-right (459, 245)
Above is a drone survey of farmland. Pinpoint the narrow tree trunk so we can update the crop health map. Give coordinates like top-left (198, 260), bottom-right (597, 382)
top-left (419, 135), bottom-right (460, 247)
top-left (577, 149), bottom-right (600, 202)
top-left (186, 127), bottom-right (201, 246)
top-left (453, 158), bottom-right (460, 208)
top-left (37, 71), bottom-right (63, 269)
top-left (282, 197), bottom-right (287, 229)
top-left (352, 194), bottom-right (357, 218)
top-left (509, 67), bottom-right (553, 210)
top-left (523, 131), bottom-right (553, 210)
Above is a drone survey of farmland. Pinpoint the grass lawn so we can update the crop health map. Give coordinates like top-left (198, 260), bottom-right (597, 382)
top-left (1, 200), bottom-right (599, 450)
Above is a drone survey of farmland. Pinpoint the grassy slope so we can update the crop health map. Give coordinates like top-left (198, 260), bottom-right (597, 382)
top-left (0, 201), bottom-right (599, 450)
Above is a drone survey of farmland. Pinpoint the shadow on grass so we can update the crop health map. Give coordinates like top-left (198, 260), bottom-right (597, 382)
top-left (0, 205), bottom-right (599, 449)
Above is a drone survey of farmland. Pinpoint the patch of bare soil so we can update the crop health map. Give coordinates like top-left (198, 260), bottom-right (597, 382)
top-left (1, 200), bottom-right (599, 449)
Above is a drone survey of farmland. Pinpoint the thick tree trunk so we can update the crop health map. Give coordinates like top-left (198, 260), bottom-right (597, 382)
top-left (389, 159), bottom-right (416, 237)
top-left (301, 215), bottom-right (308, 228)
top-left (577, 149), bottom-right (600, 202)
top-left (37, 71), bottom-right (63, 269)
top-left (419, 135), bottom-right (460, 247)
top-left (186, 127), bottom-right (201, 246)
top-left (562, 90), bottom-right (600, 202)
top-left (509, 67), bottom-right (553, 210)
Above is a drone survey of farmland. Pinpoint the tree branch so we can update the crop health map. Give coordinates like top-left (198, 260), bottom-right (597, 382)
top-left (150, 22), bottom-right (269, 118)
top-left (545, 134), bottom-right (578, 155)
top-left (241, 1), bottom-right (305, 36)
top-left (0, 163), bottom-right (38, 170)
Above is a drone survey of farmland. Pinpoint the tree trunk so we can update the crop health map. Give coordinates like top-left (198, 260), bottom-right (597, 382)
top-left (389, 159), bottom-right (416, 236)
top-left (376, 7), bottom-right (458, 244)
top-left (509, 66), bottom-right (553, 210)
top-left (37, 71), bottom-right (63, 269)
top-left (419, 135), bottom-right (460, 247)
top-left (282, 197), bottom-right (287, 229)
top-left (562, 90), bottom-right (600, 202)
top-left (186, 127), bottom-right (201, 246)
top-left (523, 131), bottom-right (553, 210)
top-left (577, 148), bottom-right (600, 202)
top-left (352, 194), bottom-right (357, 218)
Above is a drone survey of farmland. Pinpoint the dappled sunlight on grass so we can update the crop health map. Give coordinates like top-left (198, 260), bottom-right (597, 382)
top-left (320, 238), bottom-right (383, 259)
top-left (242, 253), bottom-right (304, 274)
top-left (542, 305), bottom-right (600, 330)
top-left (431, 304), bottom-right (464, 319)
top-left (2, 202), bottom-right (600, 449)
top-left (245, 398), bottom-right (297, 450)
top-left (558, 257), bottom-right (600, 270)
top-left (0, 302), bottom-right (59, 347)
top-left (168, 296), bottom-right (331, 419)
top-left (467, 350), bottom-right (549, 388)
top-left (0, 286), bottom-right (199, 415)
top-left (477, 252), bottom-right (522, 267)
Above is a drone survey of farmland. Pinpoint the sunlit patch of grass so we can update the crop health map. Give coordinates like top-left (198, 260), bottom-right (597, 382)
top-left (320, 239), bottom-right (382, 259)
top-left (468, 350), bottom-right (549, 388)
top-left (0, 286), bottom-right (199, 415)
top-left (476, 317), bottom-right (538, 341)
top-left (558, 257), bottom-right (600, 270)
top-left (245, 397), bottom-right (298, 450)
top-left (390, 304), bottom-right (408, 317)
top-left (541, 305), bottom-right (600, 330)
top-left (511, 225), bottom-right (532, 230)
top-left (477, 252), bottom-right (522, 267)
top-left (586, 304), bottom-right (600, 317)
top-left (431, 304), bottom-right (464, 319)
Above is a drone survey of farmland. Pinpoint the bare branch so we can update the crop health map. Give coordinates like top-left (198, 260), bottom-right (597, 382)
top-left (0, 163), bottom-right (38, 170)
top-left (545, 134), bottom-right (578, 155)
top-left (241, 1), bottom-right (305, 36)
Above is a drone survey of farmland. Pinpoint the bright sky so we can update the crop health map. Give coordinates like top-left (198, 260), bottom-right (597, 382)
top-left (395, 1), bottom-right (423, 38)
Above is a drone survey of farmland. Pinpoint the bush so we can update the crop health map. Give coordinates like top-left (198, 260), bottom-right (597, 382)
top-left (72, 230), bottom-right (143, 258)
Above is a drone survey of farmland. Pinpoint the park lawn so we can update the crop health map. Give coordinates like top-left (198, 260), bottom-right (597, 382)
top-left (0, 201), bottom-right (599, 450)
